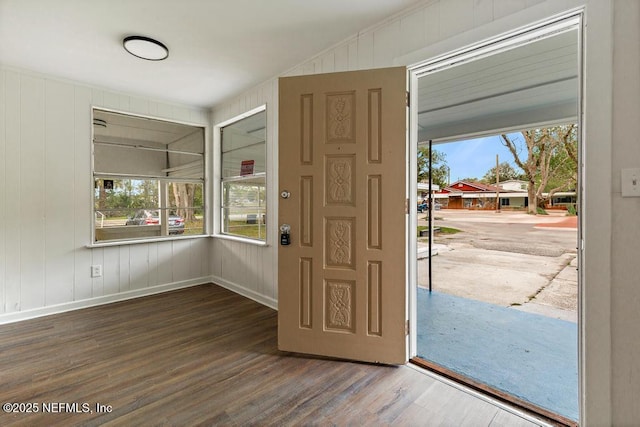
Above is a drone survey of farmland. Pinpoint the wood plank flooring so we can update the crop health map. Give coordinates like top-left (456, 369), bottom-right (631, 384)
top-left (0, 284), bottom-right (546, 426)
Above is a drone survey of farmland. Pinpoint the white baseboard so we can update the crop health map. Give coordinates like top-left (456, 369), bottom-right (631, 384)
top-left (210, 275), bottom-right (278, 311)
top-left (0, 277), bottom-right (211, 325)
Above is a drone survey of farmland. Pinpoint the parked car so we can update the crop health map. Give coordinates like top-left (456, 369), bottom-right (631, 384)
top-left (126, 210), bottom-right (185, 234)
top-left (417, 201), bottom-right (442, 213)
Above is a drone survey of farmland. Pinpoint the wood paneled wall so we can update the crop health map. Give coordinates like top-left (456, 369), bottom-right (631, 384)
top-left (0, 67), bottom-right (211, 323)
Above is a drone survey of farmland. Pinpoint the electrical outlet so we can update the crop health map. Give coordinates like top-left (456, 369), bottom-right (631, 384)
top-left (622, 168), bottom-right (640, 197)
top-left (91, 265), bottom-right (103, 278)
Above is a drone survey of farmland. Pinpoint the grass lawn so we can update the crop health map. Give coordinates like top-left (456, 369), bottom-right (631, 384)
top-left (417, 225), bottom-right (460, 237)
top-left (227, 220), bottom-right (266, 240)
top-left (183, 218), bottom-right (204, 235)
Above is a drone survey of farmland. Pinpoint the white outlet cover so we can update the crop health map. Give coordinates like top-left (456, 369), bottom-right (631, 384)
top-left (622, 168), bottom-right (640, 197)
top-left (91, 265), bottom-right (103, 278)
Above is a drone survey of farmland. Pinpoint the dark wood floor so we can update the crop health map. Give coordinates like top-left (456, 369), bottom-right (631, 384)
top-left (0, 284), bottom-right (544, 426)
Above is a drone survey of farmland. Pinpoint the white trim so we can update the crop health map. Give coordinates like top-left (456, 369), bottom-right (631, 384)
top-left (408, 13), bottom-right (580, 77)
top-left (408, 70), bottom-right (419, 359)
top-left (213, 104), bottom-right (269, 245)
top-left (575, 9), bottom-right (587, 424)
top-left (215, 104), bottom-right (267, 129)
top-left (204, 115), bottom-right (212, 236)
top-left (212, 233), bottom-right (269, 247)
top-left (86, 233), bottom-right (210, 248)
top-left (211, 275), bottom-right (278, 311)
top-left (0, 277), bottom-right (211, 325)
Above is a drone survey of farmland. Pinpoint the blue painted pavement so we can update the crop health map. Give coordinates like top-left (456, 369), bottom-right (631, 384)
top-left (416, 289), bottom-right (578, 421)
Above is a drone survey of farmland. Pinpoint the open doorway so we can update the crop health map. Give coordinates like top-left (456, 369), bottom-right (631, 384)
top-left (410, 16), bottom-right (581, 425)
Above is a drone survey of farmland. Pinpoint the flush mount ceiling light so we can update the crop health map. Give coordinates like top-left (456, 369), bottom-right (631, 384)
top-left (123, 36), bottom-right (169, 61)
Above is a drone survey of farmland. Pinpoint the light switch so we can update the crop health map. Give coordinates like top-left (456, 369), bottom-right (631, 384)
top-left (622, 168), bottom-right (640, 197)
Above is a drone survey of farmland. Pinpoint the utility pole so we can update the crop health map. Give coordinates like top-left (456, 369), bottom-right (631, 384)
top-left (428, 140), bottom-right (433, 292)
top-left (495, 154), bottom-right (500, 213)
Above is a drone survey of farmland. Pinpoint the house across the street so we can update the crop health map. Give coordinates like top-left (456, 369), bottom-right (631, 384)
top-left (433, 180), bottom-right (575, 210)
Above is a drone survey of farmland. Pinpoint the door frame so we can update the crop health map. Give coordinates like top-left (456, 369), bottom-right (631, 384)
top-left (406, 9), bottom-right (585, 424)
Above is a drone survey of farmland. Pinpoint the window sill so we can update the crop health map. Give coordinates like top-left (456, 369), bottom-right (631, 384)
top-left (213, 233), bottom-right (269, 247)
top-left (86, 234), bottom-right (209, 248)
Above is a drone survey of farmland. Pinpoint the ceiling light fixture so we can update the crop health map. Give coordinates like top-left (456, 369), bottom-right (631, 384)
top-left (123, 36), bottom-right (169, 61)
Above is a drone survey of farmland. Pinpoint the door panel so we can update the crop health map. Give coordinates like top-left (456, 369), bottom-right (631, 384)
top-left (278, 67), bottom-right (407, 364)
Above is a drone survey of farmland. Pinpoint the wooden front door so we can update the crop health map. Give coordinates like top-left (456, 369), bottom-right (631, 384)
top-left (278, 67), bottom-right (407, 364)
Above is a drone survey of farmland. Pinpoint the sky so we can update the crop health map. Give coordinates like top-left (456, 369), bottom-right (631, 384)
top-left (434, 133), bottom-right (524, 183)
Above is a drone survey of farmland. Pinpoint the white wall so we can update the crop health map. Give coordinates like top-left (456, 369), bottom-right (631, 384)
top-left (0, 67), bottom-right (211, 323)
top-left (611, 0), bottom-right (640, 424)
top-left (210, 0), bottom-right (634, 425)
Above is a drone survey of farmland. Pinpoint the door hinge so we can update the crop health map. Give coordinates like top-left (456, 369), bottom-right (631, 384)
top-left (406, 91), bottom-right (410, 107)
top-left (405, 320), bottom-right (410, 336)
top-left (405, 198), bottom-right (409, 214)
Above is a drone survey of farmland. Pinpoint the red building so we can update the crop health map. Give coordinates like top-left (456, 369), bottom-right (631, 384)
top-left (436, 181), bottom-right (504, 210)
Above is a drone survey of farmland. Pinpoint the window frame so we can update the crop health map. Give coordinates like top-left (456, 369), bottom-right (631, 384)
top-left (214, 104), bottom-right (268, 246)
top-left (89, 107), bottom-right (208, 247)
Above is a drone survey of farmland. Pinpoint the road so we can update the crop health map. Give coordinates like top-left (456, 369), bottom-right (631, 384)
top-left (417, 209), bottom-right (578, 321)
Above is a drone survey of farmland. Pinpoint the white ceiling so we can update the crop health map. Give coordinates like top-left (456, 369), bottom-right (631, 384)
top-left (0, 0), bottom-right (422, 108)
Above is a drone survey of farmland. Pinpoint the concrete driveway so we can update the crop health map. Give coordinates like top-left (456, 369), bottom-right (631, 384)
top-left (417, 209), bottom-right (578, 322)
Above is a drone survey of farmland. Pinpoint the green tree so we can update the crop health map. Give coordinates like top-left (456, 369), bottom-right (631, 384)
top-left (417, 147), bottom-right (449, 188)
top-left (500, 124), bottom-right (577, 214)
top-left (481, 162), bottom-right (525, 184)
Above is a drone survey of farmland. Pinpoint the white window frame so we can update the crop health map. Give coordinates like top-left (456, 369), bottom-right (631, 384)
top-left (213, 105), bottom-right (268, 246)
top-left (89, 107), bottom-right (208, 247)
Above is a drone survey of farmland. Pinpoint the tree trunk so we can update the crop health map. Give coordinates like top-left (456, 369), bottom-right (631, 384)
top-left (98, 180), bottom-right (106, 211)
top-left (185, 184), bottom-right (195, 221)
top-left (172, 183), bottom-right (181, 217)
top-left (527, 180), bottom-right (537, 214)
top-left (171, 183), bottom-right (194, 221)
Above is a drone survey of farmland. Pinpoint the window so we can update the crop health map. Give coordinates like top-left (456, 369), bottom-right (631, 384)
top-left (92, 109), bottom-right (205, 243)
top-left (220, 107), bottom-right (266, 242)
